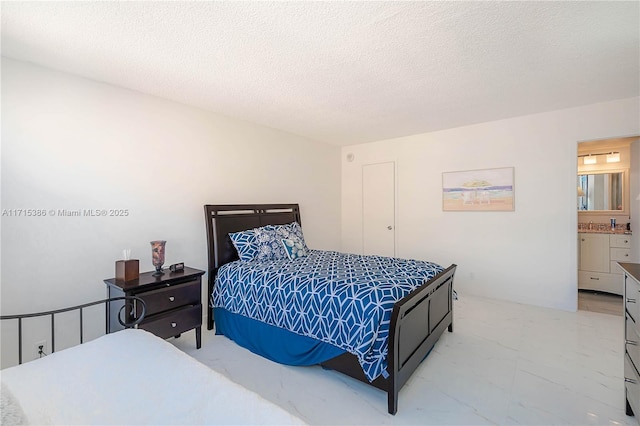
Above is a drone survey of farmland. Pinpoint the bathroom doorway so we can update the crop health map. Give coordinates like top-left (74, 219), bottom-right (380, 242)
top-left (577, 136), bottom-right (638, 315)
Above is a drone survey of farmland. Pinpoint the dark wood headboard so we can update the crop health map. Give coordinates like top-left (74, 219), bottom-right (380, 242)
top-left (203, 204), bottom-right (301, 329)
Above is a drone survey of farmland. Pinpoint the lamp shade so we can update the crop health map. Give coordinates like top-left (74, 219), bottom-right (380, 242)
top-left (583, 155), bottom-right (597, 165)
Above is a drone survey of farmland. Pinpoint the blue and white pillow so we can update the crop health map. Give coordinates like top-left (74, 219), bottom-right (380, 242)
top-left (254, 222), bottom-right (309, 262)
top-left (229, 225), bottom-right (276, 262)
top-left (254, 226), bottom-right (286, 261)
top-left (229, 229), bottom-right (259, 262)
top-left (285, 222), bottom-right (309, 252)
top-left (281, 238), bottom-right (308, 260)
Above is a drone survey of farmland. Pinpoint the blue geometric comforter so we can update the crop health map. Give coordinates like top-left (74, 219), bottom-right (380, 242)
top-left (213, 250), bottom-right (443, 381)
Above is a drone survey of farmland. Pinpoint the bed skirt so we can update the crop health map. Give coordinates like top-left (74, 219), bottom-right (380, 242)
top-left (214, 307), bottom-right (345, 366)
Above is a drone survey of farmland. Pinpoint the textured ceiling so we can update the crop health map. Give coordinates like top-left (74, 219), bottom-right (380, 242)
top-left (1, 1), bottom-right (638, 146)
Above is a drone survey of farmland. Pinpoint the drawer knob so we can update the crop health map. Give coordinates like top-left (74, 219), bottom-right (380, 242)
top-left (625, 240), bottom-right (629, 244)
top-left (625, 254), bottom-right (629, 257)
top-left (171, 322), bottom-right (177, 328)
top-left (169, 296), bottom-right (175, 302)
top-left (628, 298), bottom-right (637, 303)
top-left (626, 340), bottom-right (638, 346)
top-left (590, 277), bottom-right (600, 280)
top-left (625, 378), bottom-right (638, 384)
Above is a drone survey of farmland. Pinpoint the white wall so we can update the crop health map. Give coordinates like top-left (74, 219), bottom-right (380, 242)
top-left (342, 97), bottom-right (640, 312)
top-left (0, 59), bottom-right (341, 366)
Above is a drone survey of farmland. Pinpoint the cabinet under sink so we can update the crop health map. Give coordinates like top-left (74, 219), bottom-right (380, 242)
top-left (579, 232), bottom-right (631, 295)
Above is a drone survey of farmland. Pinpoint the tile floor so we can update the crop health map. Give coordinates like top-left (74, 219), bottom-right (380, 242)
top-left (172, 295), bottom-right (635, 425)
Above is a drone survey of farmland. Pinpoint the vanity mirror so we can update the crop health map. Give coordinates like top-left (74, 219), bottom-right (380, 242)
top-left (578, 170), bottom-right (627, 213)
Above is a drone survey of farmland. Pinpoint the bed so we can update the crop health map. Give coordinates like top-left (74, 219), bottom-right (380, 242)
top-left (0, 299), bottom-right (304, 425)
top-left (204, 203), bottom-right (457, 414)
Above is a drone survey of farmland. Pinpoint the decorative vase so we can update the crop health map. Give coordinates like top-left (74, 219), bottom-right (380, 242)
top-left (150, 240), bottom-right (166, 276)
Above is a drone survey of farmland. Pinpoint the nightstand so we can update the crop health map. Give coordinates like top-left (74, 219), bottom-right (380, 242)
top-left (104, 267), bottom-right (205, 348)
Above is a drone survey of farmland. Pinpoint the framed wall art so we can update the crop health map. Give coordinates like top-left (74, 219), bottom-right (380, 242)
top-left (442, 167), bottom-right (514, 212)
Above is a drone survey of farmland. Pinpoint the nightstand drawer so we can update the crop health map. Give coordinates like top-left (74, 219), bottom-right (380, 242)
top-left (627, 279), bottom-right (640, 323)
top-left (627, 316), bottom-right (640, 366)
top-left (137, 279), bottom-right (200, 316)
top-left (139, 304), bottom-right (201, 339)
top-left (625, 353), bottom-right (640, 418)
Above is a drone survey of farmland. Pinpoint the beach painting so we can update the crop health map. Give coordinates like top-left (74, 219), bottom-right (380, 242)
top-left (442, 167), bottom-right (514, 211)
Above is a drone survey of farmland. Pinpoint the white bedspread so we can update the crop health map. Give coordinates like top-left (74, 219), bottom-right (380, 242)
top-left (0, 329), bottom-right (305, 425)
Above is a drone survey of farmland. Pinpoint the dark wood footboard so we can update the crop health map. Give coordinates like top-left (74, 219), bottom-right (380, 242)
top-left (388, 263), bottom-right (456, 413)
top-left (321, 264), bottom-right (456, 414)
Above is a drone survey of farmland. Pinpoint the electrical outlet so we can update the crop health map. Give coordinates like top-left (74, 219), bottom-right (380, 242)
top-left (34, 340), bottom-right (47, 359)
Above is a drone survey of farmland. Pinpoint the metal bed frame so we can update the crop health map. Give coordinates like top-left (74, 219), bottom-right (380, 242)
top-left (0, 296), bottom-right (147, 365)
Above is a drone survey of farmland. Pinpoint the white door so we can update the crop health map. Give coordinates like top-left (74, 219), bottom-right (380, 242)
top-left (362, 162), bottom-right (395, 257)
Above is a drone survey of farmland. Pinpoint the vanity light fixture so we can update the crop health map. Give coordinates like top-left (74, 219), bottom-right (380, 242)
top-left (606, 152), bottom-right (620, 163)
top-left (578, 151), bottom-right (620, 165)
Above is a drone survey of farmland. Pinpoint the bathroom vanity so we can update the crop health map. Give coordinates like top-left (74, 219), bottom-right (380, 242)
top-left (578, 231), bottom-right (631, 295)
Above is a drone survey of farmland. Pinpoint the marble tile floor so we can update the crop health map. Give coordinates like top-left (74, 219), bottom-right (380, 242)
top-left (171, 295), bottom-right (634, 425)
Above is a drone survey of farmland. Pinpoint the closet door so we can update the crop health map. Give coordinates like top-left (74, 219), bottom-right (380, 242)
top-left (362, 162), bottom-right (395, 257)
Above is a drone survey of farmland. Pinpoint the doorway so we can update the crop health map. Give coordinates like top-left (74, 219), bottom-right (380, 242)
top-left (362, 161), bottom-right (395, 257)
top-left (577, 136), bottom-right (638, 315)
